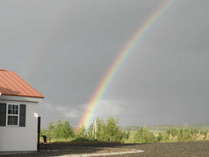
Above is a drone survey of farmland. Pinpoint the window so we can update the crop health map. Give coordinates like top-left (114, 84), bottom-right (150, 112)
top-left (7, 104), bottom-right (19, 126)
top-left (0, 103), bottom-right (26, 127)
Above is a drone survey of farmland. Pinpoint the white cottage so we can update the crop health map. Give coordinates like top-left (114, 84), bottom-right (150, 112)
top-left (0, 69), bottom-right (44, 151)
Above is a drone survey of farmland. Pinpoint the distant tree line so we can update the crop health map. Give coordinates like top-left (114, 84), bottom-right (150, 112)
top-left (41, 118), bottom-right (209, 144)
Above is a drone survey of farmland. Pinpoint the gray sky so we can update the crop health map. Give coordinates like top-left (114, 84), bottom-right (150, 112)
top-left (0, 0), bottom-right (209, 127)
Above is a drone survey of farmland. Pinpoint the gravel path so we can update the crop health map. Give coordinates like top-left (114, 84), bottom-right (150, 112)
top-left (57, 150), bottom-right (144, 157)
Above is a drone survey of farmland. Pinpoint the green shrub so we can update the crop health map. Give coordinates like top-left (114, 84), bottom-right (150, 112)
top-left (43, 120), bottom-right (75, 141)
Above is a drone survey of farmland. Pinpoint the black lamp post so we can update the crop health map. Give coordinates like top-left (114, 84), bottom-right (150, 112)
top-left (37, 116), bottom-right (41, 151)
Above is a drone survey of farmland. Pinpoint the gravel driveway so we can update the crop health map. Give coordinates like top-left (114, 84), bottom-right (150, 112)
top-left (1, 141), bottom-right (209, 157)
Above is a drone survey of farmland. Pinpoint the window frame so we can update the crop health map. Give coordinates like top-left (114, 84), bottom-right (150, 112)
top-left (6, 104), bottom-right (20, 127)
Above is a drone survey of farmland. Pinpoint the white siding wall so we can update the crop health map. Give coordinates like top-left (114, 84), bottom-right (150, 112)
top-left (0, 101), bottom-right (39, 151)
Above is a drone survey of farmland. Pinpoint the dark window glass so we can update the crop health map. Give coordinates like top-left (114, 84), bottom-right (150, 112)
top-left (8, 116), bottom-right (18, 125)
top-left (8, 105), bottom-right (18, 114)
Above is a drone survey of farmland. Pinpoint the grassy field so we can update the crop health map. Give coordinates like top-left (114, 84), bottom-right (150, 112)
top-left (2, 141), bottom-right (209, 157)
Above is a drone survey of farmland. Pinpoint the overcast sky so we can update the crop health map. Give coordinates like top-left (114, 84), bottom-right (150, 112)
top-left (0, 0), bottom-right (209, 127)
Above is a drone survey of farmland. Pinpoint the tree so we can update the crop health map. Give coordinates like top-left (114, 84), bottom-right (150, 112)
top-left (104, 118), bottom-right (124, 142)
top-left (88, 117), bottom-right (126, 143)
top-left (46, 120), bottom-right (74, 140)
top-left (157, 132), bottom-right (163, 142)
top-left (77, 126), bottom-right (87, 138)
top-left (134, 127), bottom-right (156, 143)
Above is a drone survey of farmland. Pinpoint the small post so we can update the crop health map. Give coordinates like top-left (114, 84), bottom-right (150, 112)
top-left (37, 116), bottom-right (41, 151)
top-left (93, 119), bottom-right (97, 139)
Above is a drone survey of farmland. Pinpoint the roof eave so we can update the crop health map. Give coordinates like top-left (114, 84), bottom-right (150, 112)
top-left (0, 95), bottom-right (44, 103)
top-left (1, 94), bottom-right (45, 99)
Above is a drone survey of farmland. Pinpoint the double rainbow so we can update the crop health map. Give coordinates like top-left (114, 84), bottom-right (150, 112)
top-left (78, 0), bottom-right (172, 129)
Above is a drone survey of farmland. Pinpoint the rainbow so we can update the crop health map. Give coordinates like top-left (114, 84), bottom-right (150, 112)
top-left (78, 0), bottom-right (173, 129)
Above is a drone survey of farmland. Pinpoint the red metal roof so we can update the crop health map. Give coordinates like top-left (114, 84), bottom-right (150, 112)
top-left (0, 69), bottom-right (44, 98)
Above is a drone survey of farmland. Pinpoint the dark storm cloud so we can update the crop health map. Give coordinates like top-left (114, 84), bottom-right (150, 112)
top-left (0, 0), bottom-right (208, 127)
top-left (106, 0), bottom-right (209, 126)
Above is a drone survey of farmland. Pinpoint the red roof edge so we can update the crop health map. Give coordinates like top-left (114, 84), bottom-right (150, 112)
top-left (1, 93), bottom-right (45, 98)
